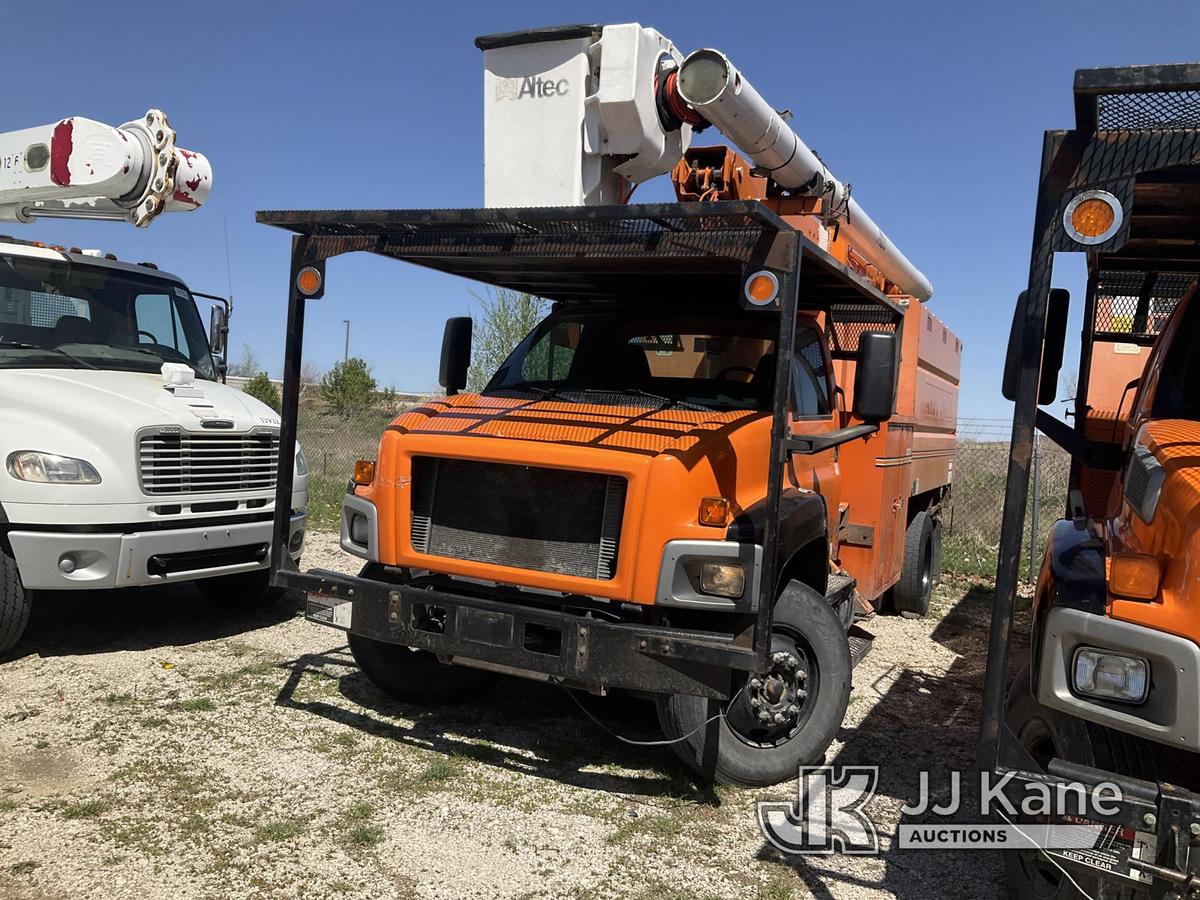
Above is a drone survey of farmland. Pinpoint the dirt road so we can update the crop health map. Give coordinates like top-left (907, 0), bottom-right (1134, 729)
top-left (0, 532), bottom-right (1016, 899)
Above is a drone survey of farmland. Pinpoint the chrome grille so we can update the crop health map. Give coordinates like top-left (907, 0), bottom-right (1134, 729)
top-left (138, 429), bottom-right (280, 495)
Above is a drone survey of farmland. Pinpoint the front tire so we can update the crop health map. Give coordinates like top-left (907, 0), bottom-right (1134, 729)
top-left (196, 569), bottom-right (293, 609)
top-left (347, 563), bottom-right (491, 706)
top-left (0, 544), bottom-right (31, 657)
top-left (656, 579), bottom-right (851, 787)
top-left (1003, 667), bottom-right (1153, 899)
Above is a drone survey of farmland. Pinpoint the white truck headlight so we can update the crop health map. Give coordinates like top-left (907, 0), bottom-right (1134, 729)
top-left (295, 445), bottom-right (309, 477)
top-left (6, 450), bottom-right (101, 484)
top-left (699, 562), bottom-right (745, 598)
top-left (1073, 647), bottom-right (1149, 704)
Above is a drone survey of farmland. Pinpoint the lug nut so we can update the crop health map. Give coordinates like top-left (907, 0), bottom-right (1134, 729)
top-left (796, 689), bottom-right (808, 701)
top-left (748, 678), bottom-right (762, 690)
top-left (750, 697), bottom-right (761, 708)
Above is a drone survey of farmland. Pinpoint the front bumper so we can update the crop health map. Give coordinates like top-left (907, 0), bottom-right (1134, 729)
top-left (291, 566), bottom-right (759, 699)
top-left (8, 513), bottom-right (306, 590)
top-left (1038, 606), bottom-right (1200, 751)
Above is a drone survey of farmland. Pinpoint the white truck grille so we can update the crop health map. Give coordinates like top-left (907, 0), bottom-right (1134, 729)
top-left (138, 429), bottom-right (280, 495)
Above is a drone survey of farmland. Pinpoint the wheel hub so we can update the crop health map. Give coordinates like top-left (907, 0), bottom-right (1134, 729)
top-left (746, 650), bottom-right (808, 728)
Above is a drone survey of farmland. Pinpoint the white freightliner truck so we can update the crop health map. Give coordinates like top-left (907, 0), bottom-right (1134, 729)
top-left (0, 111), bottom-right (308, 655)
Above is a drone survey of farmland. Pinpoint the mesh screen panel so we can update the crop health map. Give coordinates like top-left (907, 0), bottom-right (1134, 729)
top-left (1094, 270), bottom-right (1198, 341)
top-left (1097, 90), bottom-right (1200, 131)
top-left (826, 303), bottom-right (899, 356)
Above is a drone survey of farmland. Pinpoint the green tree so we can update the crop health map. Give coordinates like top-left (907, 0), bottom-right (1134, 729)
top-left (321, 357), bottom-right (377, 415)
top-left (242, 371), bottom-right (280, 412)
top-left (466, 288), bottom-right (549, 392)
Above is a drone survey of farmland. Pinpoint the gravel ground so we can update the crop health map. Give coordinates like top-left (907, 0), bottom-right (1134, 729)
top-left (0, 532), bottom-right (1026, 899)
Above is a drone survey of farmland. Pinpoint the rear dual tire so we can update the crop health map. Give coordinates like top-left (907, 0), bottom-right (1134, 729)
top-left (894, 510), bottom-right (940, 618)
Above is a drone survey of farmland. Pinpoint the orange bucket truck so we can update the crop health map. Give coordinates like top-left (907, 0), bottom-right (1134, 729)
top-left (259, 24), bottom-right (959, 785)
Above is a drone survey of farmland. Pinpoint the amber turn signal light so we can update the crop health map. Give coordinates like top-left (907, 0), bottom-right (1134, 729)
top-left (699, 496), bottom-right (732, 527)
top-left (353, 459), bottom-right (376, 486)
top-left (1109, 553), bottom-right (1161, 601)
top-left (295, 265), bottom-right (324, 297)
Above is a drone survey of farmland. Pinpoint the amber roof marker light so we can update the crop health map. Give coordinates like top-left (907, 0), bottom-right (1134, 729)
top-left (744, 270), bottom-right (779, 306)
top-left (1063, 190), bottom-right (1123, 246)
top-left (295, 264), bottom-right (325, 298)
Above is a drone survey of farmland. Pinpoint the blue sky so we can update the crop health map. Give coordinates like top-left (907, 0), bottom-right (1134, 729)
top-left (6, 1), bottom-right (1199, 419)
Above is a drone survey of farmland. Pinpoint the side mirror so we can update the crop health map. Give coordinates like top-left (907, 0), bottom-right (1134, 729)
top-left (440, 317), bottom-right (473, 395)
top-left (1003, 288), bottom-right (1069, 405)
top-left (212, 353), bottom-right (228, 383)
top-left (853, 331), bottom-right (898, 422)
top-left (208, 304), bottom-right (228, 356)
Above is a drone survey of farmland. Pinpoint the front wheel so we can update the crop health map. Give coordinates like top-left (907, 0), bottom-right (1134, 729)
top-left (0, 544), bottom-right (31, 657)
top-left (656, 579), bottom-right (851, 787)
top-left (1003, 667), bottom-right (1153, 899)
top-left (195, 569), bottom-right (295, 609)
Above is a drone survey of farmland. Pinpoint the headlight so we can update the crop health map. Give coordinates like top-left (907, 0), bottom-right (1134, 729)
top-left (1073, 647), bottom-right (1149, 704)
top-left (7, 450), bottom-right (101, 484)
top-left (295, 445), bottom-right (309, 477)
top-left (699, 562), bottom-right (745, 598)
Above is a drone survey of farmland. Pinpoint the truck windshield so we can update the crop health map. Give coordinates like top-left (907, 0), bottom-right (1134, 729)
top-left (486, 310), bottom-right (806, 412)
top-left (0, 253), bottom-right (215, 380)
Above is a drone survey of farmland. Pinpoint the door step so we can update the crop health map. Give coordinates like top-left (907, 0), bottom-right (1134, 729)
top-left (847, 624), bottom-right (875, 668)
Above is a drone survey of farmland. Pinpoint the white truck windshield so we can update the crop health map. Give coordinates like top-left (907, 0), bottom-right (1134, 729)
top-left (0, 253), bottom-right (216, 380)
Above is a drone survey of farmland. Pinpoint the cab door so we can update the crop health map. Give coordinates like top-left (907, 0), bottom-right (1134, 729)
top-left (787, 317), bottom-right (842, 550)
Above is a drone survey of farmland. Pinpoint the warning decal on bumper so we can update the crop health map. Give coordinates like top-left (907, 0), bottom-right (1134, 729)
top-left (306, 595), bottom-right (353, 630)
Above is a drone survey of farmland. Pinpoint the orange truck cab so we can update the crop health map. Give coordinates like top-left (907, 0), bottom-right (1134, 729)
top-left (981, 63), bottom-right (1200, 895)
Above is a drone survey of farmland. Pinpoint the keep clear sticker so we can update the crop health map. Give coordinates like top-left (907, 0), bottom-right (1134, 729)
top-left (1048, 817), bottom-right (1157, 885)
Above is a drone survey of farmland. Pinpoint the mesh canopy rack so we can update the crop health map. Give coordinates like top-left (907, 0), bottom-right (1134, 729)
top-left (1075, 63), bottom-right (1200, 132)
top-left (257, 201), bottom-right (905, 317)
top-left (258, 202), bottom-right (784, 305)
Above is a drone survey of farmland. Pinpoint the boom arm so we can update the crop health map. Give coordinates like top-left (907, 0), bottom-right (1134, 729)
top-left (0, 109), bottom-right (211, 227)
top-left (477, 24), bottom-right (932, 300)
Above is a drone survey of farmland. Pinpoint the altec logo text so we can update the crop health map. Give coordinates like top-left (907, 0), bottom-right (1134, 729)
top-left (519, 76), bottom-right (569, 99)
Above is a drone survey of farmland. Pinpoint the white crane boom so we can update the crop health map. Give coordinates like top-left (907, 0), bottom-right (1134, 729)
top-left (0, 109), bottom-right (211, 228)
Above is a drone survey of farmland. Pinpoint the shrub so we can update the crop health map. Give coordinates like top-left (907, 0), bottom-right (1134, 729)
top-left (242, 372), bottom-right (280, 412)
top-left (320, 358), bottom-right (377, 416)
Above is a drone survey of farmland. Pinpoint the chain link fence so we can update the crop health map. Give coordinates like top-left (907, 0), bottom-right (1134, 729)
top-left (944, 419), bottom-right (1072, 580)
top-left (296, 399), bottom-right (429, 530)
top-left (290, 397), bottom-right (1071, 582)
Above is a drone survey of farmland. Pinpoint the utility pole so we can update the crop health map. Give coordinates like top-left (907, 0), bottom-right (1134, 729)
top-left (342, 320), bottom-right (350, 363)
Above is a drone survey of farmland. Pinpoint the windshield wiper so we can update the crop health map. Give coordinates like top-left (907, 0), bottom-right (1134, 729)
top-left (0, 339), bottom-right (99, 370)
top-left (581, 387), bottom-right (708, 412)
